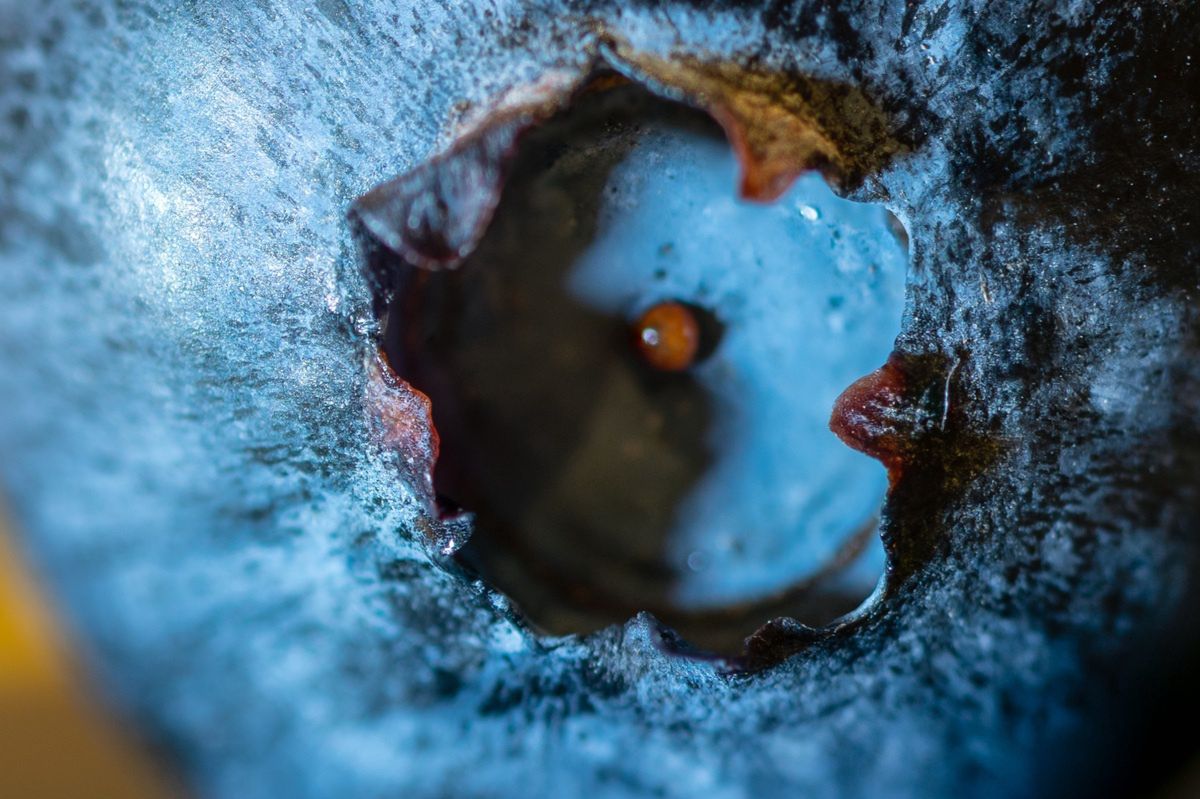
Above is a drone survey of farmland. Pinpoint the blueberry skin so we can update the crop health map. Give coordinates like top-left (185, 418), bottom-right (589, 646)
top-left (1, 3), bottom-right (1199, 798)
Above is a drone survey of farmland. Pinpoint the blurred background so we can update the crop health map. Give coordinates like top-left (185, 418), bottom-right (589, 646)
top-left (4, 491), bottom-right (1200, 799)
top-left (0, 510), bottom-right (175, 799)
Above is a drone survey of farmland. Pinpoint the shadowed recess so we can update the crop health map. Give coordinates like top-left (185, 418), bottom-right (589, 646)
top-left (376, 86), bottom-right (907, 654)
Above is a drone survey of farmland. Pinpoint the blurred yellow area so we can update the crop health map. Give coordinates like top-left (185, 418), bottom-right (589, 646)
top-left (0, 514), bottom-right (176, 799)
top-left (4, 510), bottom-right (1200, 799)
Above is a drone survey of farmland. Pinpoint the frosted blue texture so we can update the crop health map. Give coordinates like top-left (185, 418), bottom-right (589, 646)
top-left (2, 2), bottom-right (1188, 799)
top-left (566, 132), bottom-right (904, 605)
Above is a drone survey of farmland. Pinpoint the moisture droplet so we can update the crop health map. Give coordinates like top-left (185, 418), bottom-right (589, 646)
top-left (633, 301), bottom-right (701, 371)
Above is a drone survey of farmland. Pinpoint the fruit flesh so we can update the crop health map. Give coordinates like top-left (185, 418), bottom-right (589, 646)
top-left (2, 3), bottom-right (1200, 799)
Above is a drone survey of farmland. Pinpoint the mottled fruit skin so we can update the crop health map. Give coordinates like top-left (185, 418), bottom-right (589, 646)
top-left (3, 3), bottom-right (1200, 799)
top-left (634, 301), bottom-right (701, 371)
